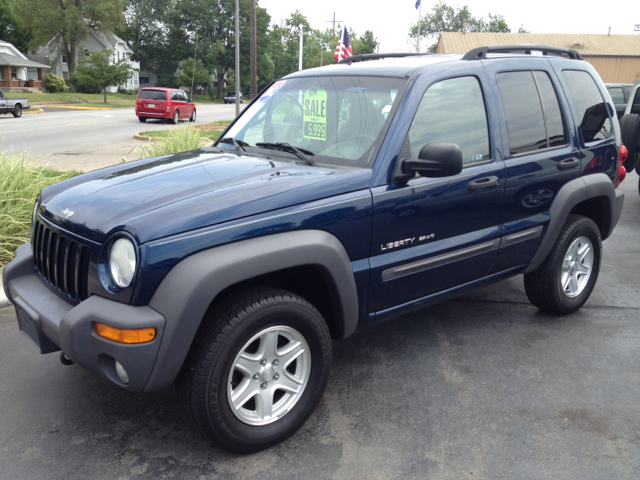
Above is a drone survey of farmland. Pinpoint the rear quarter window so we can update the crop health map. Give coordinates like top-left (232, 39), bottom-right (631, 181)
top-left (561, 70), bottom-right (612, 143)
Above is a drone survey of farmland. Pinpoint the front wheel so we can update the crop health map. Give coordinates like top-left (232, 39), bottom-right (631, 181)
top-left (177, 287), bottom-right (332, 453)
top-left (190, 109), bottom-right (196, 122)
top-left (524, 215), bottom-right (602, 314)
top-left (12, 104), bottom-right (22, 118)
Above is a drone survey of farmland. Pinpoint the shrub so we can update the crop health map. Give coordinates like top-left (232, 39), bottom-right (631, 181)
top-left (69, 72), bottom-right (102, 94)
top-left (44, 73), bottom-right (66, 93)
top-left (140, 127), bottom-right (212, 158)
top-left (0, 151), bottom-right (78, 266)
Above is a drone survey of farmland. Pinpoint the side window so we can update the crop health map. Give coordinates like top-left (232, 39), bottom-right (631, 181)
top-left (496, 71), bottom-right (567, 156)
top-left (561, 70), bottom-right (612, 143)
top-left (607, 87), bottom-right (625, 104)
top-left (407, 76), bottom-right (490, 166)
top-left (171, 91), bottom-right (180, 101)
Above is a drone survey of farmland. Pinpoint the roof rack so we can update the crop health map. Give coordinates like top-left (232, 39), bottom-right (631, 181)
top-left (338, 53), bottom-right (431, 64)
top-left (462, 45), bottom-right (583, 61)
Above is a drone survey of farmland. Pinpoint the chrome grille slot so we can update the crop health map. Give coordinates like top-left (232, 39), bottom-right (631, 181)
top-left (32, 220), bottom-right (91, 302)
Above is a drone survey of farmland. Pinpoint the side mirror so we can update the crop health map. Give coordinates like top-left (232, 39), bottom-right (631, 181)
top-left (401, 142), bottom-right (463, 178)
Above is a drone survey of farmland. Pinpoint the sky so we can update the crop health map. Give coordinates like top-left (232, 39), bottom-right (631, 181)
top-left (258, 0), bottom-right (639, 53)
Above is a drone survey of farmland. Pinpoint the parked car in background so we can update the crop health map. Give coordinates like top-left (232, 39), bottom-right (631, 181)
top-left (223, 91), bottom-right (243, 104)
top-left (135, 87), bottom-right (196, 124)
top-left (605, 83), bottom-right (633, 118)
top-left (0, 88), bottom-right (29, 117)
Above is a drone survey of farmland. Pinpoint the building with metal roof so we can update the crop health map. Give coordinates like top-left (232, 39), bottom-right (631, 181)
top-left (437, 32), bottom-right (640, 83)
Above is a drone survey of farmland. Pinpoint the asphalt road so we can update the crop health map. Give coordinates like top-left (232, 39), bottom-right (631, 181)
top-left (1, 174), bottom-right (639, 479)
top-left (0, 104), bottom-right (240, 171)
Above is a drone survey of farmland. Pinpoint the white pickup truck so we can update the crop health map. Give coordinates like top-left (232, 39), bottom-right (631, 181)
top-left (0, 88), bottom-right (29, 117)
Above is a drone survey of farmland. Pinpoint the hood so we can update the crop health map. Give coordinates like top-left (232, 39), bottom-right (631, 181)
top-left (39, 148), bottom-right (372, 244)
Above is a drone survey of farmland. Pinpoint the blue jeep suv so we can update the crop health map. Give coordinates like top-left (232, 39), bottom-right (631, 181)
top-left (3, 45), bottom-right (627, 452)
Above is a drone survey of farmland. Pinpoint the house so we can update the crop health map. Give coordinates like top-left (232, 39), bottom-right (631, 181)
top-left (28, 27), bottom-right (140, 92)
top-left (0, 40), bottom-right (50, 91)
top-left (437, 32), bottom-right (640, 84)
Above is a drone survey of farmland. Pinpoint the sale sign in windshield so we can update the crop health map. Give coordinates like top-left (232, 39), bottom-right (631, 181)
top-left (303, 88), bottom-right (327, 141)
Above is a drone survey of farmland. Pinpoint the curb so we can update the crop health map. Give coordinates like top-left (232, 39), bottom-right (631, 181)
top-left (0, 270), bottom-right (9, 308)
top-left (45, 105), bottom-right (114, 110)
top-left (134, 133), bottom-right (157, 141)
top-left (24, 108), bottom-right (44, 114)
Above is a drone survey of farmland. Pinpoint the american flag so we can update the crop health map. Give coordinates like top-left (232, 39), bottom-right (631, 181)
top-left (334, 26), bottom-right (353, 62)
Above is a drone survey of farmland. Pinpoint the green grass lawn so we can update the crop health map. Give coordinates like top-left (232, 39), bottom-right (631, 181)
top-left (4, 92), bottom-right (136, 103)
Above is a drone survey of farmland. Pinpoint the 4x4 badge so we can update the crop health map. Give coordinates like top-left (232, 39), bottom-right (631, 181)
top-left (61, 208), bottom-right (74, 218)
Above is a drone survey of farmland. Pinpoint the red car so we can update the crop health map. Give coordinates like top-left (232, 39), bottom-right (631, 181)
top-left (135, 87), bottom-right (196, 123)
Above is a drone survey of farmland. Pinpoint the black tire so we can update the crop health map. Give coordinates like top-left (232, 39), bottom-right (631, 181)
top-left (524, 214), bottom-right (601, 314)
top-left (619, 113), bottom-right (640, 171)
top-left (190, 109), bottom-right (196, 122)
top-left (138, 116), bottom-right (147, 123)
top-left (176, 287), bottom-right (332, 453)
top-left (172, 109), bottom-right (180, 124)
top-left (12, 104), bottom-right (22, 118)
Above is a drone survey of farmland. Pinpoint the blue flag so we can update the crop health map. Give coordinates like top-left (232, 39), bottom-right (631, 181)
top-left (415, 0), bottom-right (420, 8)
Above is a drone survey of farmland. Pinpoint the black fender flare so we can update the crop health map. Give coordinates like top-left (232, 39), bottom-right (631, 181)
top-left (144, 229), bottom-right (358, 392)
top-left (523, 173), bottom-right (623, 274)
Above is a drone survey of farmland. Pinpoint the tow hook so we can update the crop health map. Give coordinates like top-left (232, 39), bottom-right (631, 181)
top-left (59, 352), bottom-right (74, 366)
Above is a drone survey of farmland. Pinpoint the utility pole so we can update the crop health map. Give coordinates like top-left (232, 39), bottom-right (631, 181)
top-left (235, 0), bottom-right (240, 117)
top-left (250, 0), bottom-right (257, 99)
top-left (326, 12), bottom-right (343, 39)
top-left (299, 29), bottom-right (303, 71)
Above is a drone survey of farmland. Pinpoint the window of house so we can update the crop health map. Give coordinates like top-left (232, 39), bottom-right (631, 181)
top-left (117, 51), bottom-right (120, 61)
top-left (11, 67), bottom-right (16, 80)
top-left (496, 71), bottom-right (567, 156)
top-left (561, 70), bottom-right (612, 143)
top-left (140, 77), bottom-right (149, 84)
top-left (62, 55), bottom-right (68, 64)
top-left (62, 71), bottom-right (69, 80)
top-left (0, 69), bottom-right (4, 81)
top-left (407, 76), bottom-right (490, 165)
top-left (85, 49), bottom-right (90, 57)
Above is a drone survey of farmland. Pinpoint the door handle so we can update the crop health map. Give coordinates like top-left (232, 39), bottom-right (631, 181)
top-left (468, 176), bottom-right (500, 192)
top-left (557, 158), bottom-right (580, 170)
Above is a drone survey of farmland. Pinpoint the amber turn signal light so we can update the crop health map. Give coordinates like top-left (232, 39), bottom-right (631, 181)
top-left (94, 323), bottom-right (156, 344)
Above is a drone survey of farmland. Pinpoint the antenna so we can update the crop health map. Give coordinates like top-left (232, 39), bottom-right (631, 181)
top-left (186, 33), bottom-right (198, 150)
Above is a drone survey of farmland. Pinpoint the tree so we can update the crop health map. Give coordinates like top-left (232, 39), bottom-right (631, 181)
top-left (15, 0), bottom-right (124, 74)
top-left (71, 50), bottom-right (132, 102)
top-left (175, 58), bottom-right (211, 92)
top-left (409, 1), bottom-right (510, 52)
top-left (0, 0), bottom-right (31, 54)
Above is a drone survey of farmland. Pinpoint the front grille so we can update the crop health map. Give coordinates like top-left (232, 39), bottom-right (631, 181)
top-left (32, 219), bottom-right (91, 302)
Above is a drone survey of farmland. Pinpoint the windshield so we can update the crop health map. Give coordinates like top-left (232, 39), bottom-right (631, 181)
top-left (220, 76), bottom-right (404, 168)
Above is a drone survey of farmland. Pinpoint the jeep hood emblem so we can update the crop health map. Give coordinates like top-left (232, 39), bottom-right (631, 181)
top-left (61, 208), bottom-right (74, 218)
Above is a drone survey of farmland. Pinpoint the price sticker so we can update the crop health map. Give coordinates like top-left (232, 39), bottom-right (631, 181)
top-left (303, 88), bottom-right (327, 140)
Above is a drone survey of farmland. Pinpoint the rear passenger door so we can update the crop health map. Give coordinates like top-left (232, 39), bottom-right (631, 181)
top-left (482, 61), bottom-right (581, 274)
top-left (368, 72), bottom-right (505, 313)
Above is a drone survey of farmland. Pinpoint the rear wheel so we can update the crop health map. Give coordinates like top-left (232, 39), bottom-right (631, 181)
top-left (12, 104), bottom-right (22, 118)
top-left (524, 215), bottom-right (601, 314)
top-left (176, 287), bottom-right (332, 453)
top-left (172, 109), bottom-right (180, 124)
top-left (138, 116), bottom-right (147, 123)
top-left (620, 114), bottom-right (640, 171)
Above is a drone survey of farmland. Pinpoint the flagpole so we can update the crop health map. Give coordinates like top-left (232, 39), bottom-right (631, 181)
top-left (418, 2), bottom-right (422, 53)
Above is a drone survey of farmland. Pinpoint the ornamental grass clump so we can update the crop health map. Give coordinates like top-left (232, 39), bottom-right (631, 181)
top-left (0, 151), bottom-right (77, 266)
top-left (140, 126), bottom-right (214, 158)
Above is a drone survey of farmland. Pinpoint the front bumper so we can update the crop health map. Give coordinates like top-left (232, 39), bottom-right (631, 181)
top-left (3, 243), bottom-right (166, 392)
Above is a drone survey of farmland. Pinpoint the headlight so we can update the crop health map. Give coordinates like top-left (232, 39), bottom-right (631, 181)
top-left (109, 238), bottom-right (137, 288)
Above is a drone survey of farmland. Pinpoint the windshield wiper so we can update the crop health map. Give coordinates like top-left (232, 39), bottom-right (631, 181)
top-left (256, 142), bottom-right (316, 167)
top-left (219, 136), bottom-right (249, 157)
